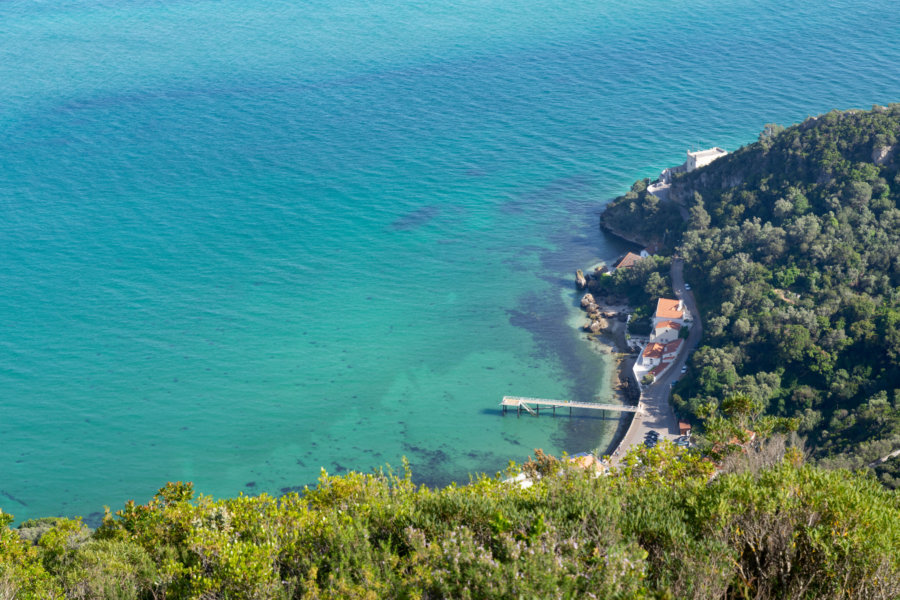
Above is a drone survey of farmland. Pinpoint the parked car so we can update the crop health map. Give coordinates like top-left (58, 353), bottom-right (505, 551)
top-left (681, 366), bottom-right (687, 374)
top-left (684, 283), bottom-right (691, 290)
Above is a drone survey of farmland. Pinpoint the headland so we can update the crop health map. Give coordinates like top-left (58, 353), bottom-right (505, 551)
top-left (571, 147), bottom-right (728, 463)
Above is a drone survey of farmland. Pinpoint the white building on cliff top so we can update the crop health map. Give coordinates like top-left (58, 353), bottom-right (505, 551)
top-left (686, 147), bottom-right (728, 172)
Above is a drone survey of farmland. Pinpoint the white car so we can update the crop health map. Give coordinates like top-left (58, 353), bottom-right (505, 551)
top-left (684, 283), bottom-right (691, 291)
top-left (681, 366), bottom-right (687, 374)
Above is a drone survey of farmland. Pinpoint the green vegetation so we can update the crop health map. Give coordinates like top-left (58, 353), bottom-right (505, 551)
top-left (873, 454), bottom-right (900, 488)
top-left (2, 442), bottom-right (898, 599)
top-left (586, 253), bottom-right (673, 337)
top-left (4, 106), bottom-right (900, 599)
top-left (606, 104), bottom-right (900, 486)
top-left (601, 179), bottom-right (684, 250)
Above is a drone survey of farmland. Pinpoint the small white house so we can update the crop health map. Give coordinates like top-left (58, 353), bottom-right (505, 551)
top-left (641, 342), bottom-right (664, 367)
top-left (686, 147), bottom-right (728, 172)
top-left (652, 320), bottom-right (682, 344)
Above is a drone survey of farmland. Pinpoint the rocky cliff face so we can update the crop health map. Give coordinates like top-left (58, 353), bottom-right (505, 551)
top-left (872, 144), bottom-right (897, 165)
top-left (670, 169), bottom-right (746, 203)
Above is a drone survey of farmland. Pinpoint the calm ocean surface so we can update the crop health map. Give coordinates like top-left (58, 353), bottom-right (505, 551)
top-left (2, 0), bottom-right (899, 522)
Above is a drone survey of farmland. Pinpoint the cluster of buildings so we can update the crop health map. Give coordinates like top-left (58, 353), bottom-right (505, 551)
top-left (610, 243), bottom-right (693, 384)
top-left (610, 248), bottom-right (696, 439)
top-left (633, 297), bottom-right (691, 383)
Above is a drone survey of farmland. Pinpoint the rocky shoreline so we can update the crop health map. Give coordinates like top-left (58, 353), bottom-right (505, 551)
top-left (575, 267), bottom-right (641, 407)
top-left (573, 265), bottom-right (643, 457)
top-left (599, 220), bottom-right (654, 249)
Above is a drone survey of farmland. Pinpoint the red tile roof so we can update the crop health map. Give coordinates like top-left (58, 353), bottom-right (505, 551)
top-left (662, 339), bottom-right (683, 355)
top-left (642, 343), bottom-right (664, 359)
top-left (650, 361), bottom-right (671, 376)
top-left (654, 320), bottom-right (682, 330)
top-left (614, 252), bottom-right (642, 270)
top-left (655, 298), bottom-right (684, 320)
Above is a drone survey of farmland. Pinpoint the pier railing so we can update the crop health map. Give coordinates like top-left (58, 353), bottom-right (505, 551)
top-left (500, 396), bottom-right (641, 417)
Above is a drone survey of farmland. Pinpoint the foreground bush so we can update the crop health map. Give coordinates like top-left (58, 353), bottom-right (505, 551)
top-left (2, 445), bottom-right (898, 599)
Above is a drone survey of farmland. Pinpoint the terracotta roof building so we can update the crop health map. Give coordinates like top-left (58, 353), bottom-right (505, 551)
top-left (655, 298), bottom-right (684, 321)
top-left (649, 362), bottom-right (671, 377)
top-left (662, 339), bottom-right (683, 357)
top-left (651, 319), bottom-right (682, 343)
top-left (640, 339), bottom-right (683, 371)
top-left (642, 342), bottom-right (664, 360)
top-left (614, 252), bottom-right (642, 270)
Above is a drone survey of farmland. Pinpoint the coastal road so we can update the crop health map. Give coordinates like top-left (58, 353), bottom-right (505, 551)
top-left (610, 258), bottom-right (703, 463)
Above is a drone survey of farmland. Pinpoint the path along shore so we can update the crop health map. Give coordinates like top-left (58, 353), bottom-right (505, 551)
top-left (578, 225), bottom-right (702, 465)
top-left (591, 256), bottom-right (702, 466)
top-left (611, 258), bottom-right (701, 463)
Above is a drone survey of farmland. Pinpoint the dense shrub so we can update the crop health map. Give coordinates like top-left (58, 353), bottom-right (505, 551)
top-left (2, 444), bottom-right (898, 599)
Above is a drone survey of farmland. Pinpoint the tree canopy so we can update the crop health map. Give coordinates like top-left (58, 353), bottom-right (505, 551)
top-left (607, 105), bottom-right (900, 486)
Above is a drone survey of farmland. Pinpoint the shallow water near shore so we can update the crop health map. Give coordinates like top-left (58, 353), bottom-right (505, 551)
top-left (2, 0), bottom-right (900, 522)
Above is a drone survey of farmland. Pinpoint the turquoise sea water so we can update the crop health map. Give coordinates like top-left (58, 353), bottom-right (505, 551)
top-left (2, 0), bottom-right (899, 522)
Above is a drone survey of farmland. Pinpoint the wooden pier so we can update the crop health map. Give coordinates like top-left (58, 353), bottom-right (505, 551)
top-left (500, 396), bottom-right (641, 417)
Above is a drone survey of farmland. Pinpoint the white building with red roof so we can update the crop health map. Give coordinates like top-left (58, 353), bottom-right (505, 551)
top-left (662, 339), bottom-right (682, 359)
top-left (654, 298), bottom-right (685, 325)
top-left (648, 298), bottom-right (688, 345)
top-left (641, 342), bottom-right (665, 367)
top-left (649, 361), bottom-right (672, 378)
top-left (633, 299), bottom-right (690, 384)
top-left (653, 320), bottom-right (682, 343)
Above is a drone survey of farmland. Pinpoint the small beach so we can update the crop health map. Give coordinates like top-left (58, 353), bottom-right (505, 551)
top-left (573, 269), bottom-right (642, 455)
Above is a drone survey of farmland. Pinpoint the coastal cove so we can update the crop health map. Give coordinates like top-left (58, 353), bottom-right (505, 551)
top-left (5, 106), bottom-right (900, 599)
top-left (2, 0), bottom-right (900, 522)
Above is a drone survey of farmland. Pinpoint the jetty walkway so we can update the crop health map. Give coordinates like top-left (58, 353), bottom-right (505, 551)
top-left (501, 396), bottom-right (641, 417)
top-left (498, 258), bottom-right (702, 468)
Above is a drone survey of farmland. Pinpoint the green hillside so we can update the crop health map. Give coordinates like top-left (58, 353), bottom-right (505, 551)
top-left (2, 443), bottom-right (899, 599)
top-left (605, 105), bottom-right (900, 485)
